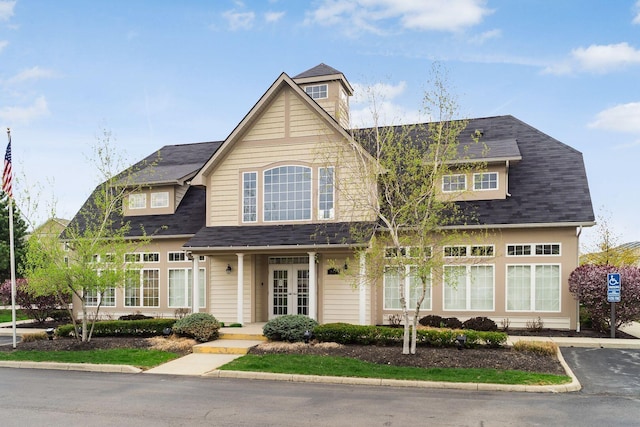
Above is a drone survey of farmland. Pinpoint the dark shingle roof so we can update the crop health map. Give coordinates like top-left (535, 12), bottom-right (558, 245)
top-left (456, 116), bottom-right (594, 226)
top-left (293, 63), bottom-right (344, 79)
top-left (184, 222), bottom-right (376, 249)
top-left (120, 141), bottom-right (223, 186)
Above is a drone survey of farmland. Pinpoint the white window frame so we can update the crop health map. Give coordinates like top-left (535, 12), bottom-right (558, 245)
top-left (305, 84), bottom-right (328, 99)
top-left (506, 264), bottom-right (561, 312)
top-left (151, 191), bottom-right (169, 208)
top-left (128, 193), bottom-right (146, 209)
top-left (168, 267), bottom-right (206, 308)
top-left (143, 252), bottom-right (160, 263)
top-left (470, 245), bottom-right (495, 257)
top-left (124, 268), bottom-right (160, 308)
top-left (444, 245), bottom-right (468, 258)
top-left (318, 166), bottom-right (335, 220)
top-left (85, 287), bottom-right (116, 307)
top-left (242, 171), bottom-right (258, 223)
top-left (263, 165), bottom-right (312, 222)
top-left (443, 264), bottom-right (495, 311)
top-left (473, 172), bottom-right (498, 191)
top-left (168, 251), bottom-right (186, 262)
top-left (506, 243), bottom-right (561, 257)
top-left (442, 174), bottom-right (466, 192)
top-left (383, 265), bottom-right (431, 311)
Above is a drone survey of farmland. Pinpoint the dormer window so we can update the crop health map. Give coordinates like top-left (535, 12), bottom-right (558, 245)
top-left (151, 191), bottom-right (169, 208)
top-left (473, 172), bottom-right (498, 190)
top-left (128, 193), bottom-right (146, 209)
top-left (443, 175), bottom-right (466, 192)
top-left (305, 84), bottom-right (328, 99)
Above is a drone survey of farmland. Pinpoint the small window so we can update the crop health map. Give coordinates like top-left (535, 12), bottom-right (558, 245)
top-left (444, 246), bottom-right (467, 257)
top-left (242, 172), bottom-right (257, 223)
top-left (318, 167), bottom-right (335, 220)
top-left (473, 172), bottom-right (498, 190)
top-left (151, 192), bottom-right (169, 208)
top-left (128, 193), bottom-right (146, 209)
top-left (535, 244), bottom-right (560, 256)
top-left (143, 253), bottom-right (160, 263)
top-left (471, 245), bottom-right (494, 257)
top-left (305, 84), bottom-right (328, 99)
top-left (168, 252), bottom-right (186, 262)
top-left (507, 245), bottom-right (532, 256)
top-left (442, 175), bottom-right (466, 192)
top-left (125, 253), bottom-right (141, 263)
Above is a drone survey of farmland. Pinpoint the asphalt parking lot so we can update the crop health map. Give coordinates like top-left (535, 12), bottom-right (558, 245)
top-left (0, 336), bottom-right (16, 347)
top-left (562, 347), bottom-right (640, 396)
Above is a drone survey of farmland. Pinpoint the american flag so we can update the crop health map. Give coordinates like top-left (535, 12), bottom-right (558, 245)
top-left (3, 133), bottom-right (12, 199)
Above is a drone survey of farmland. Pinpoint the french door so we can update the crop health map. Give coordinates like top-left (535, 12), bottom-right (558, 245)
top-left (269, 264), bottom-right (309, 319)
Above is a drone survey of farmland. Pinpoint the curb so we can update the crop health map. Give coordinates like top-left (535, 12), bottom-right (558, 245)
top-left (0, 361), bottom-right (142, 374)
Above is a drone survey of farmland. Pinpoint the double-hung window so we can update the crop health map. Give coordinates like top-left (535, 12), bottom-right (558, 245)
top-left (263, 166), bottom-right (312, 221)
top-left (506, 264), bottom-right (560, 312)
top-left (444, 265), bottom-right (494, 311)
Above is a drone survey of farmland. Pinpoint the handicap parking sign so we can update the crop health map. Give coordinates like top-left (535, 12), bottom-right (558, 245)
top-left (607, 273), bottom-right (621, 303)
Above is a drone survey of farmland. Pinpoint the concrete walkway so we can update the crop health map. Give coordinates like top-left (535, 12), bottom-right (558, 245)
top-left (3, 321), bottom-right (640, 392)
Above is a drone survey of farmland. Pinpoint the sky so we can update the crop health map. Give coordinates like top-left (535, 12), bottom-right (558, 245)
top-left (1, 0), bottom-right (639, 251)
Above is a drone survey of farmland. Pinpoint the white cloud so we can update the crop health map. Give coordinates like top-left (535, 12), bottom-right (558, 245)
top-left (350, 81), bottom-right (422, 127)
top-left (6, 66), bottom-right (55, 84)
top-left (544, 43), bottom-right (640, 75)
top-left (305, 0), bottom-right (492, 35)
top-left (0, 96), bottom-right (50, 123)
top-left (223, 9), bottom-right (256, 30)
top-left (634, 1), bottom-right (640, 24)
top-left (588, 102), bottom-right (640, 134)
top-left (0, 40), bottom-right (7, 52)
top-left (265, 11), bottom-right (285, 23)
top-left (469, 29), bottom-right (501, 45)
top-left (0, 0), bottom-right (16, 21)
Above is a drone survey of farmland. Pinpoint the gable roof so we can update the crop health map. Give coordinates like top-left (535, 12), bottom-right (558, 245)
top-left (191, 71), bottom-right (366, 185)
top-left (120, 141), bottom-right (222, 186)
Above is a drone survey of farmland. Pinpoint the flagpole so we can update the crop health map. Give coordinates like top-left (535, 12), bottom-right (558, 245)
top-left (5, 128), bottom-right (16, 348)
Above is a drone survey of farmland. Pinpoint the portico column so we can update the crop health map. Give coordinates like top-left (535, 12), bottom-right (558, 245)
top-left (191, 254), bottom-right (199, 314)
top-left (359, 252), bottom-right (367, 325)
top-left (307, 252), bottom-right (317, 320)
top-left (236, 253), bottom-right (244, 324)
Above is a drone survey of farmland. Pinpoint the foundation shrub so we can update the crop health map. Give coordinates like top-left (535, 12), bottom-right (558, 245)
top-left (418, 315), bottom-right (462, 329)
top-left (173, 313), bottom-right (220, 342)
top-left (462, 316), bottom-right (498, 332)
top-left (55, 318), bottom-right (177, 338)
top-left (263, 315), bottom-right (319, 342)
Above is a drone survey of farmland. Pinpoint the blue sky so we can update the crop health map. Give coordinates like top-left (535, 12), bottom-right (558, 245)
top-left (1, 0), bottom-right (639, 251)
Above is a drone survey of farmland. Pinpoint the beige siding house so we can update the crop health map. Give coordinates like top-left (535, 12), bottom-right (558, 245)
top-left (68, 63), bottom-right (595, 330)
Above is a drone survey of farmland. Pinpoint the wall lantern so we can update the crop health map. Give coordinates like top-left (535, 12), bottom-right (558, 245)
top-left (226, 264), bottom-right (232, 274)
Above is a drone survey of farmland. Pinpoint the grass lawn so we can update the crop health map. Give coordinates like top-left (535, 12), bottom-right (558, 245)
top-left (0, 309), bottom-right (30, 323)
top-left (220, 354), bottom-right (571, 386)
top-left (0, 348), bottom-right (180, 369)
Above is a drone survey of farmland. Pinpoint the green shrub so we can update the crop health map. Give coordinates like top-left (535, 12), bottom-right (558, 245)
top-left (55, 318), bottom-right (176, 338)
top-left (462, 316), bottom-right (497, 331)
top-left (313, 323), bottom-right (507, 348)
top-left (418, 315), bottom-right (462, 329)
top-left (263, 315), bottom-right (319, 342)
top-left (173, 313), bottom-right (220, 342)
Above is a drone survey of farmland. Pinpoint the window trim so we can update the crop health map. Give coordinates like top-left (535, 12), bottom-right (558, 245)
top-left (383, 265), bottom-right (432, 311)
top-left (150, 191), bottom-right (169, 208)
top-left (168, 267), bottom-right (206, 308)
top-left (242, 171), bottom-right (258, 223)
top-left (473, 172), bottom-right (498, 191)
top-left (443, 264), bottom-right (495, 311)
top-left (505, 263), bottom-right (562, 312)
top-left (168, 251), bottom-right (186, 262)
top-left (124, 268), bottom-right (160, 308)
top-left (304, 84), bottom-right (328, 100)
top-left (128, 193), bottom-right (146, 210)
top-left (506, 243), bottom-right (561, 257)
top-left (442, 174), bottom-right (467, 192)
top-left (318, 166), bottom-right (335, 220)
top-left (263, 165), bottom-right (313, 222)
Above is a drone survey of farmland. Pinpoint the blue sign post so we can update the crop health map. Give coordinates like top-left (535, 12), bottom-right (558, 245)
top-left (607, 273), bottom-right (621, 338)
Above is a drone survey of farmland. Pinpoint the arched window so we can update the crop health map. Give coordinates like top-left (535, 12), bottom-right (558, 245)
top-left (263, 165), bottom-right (312, 221)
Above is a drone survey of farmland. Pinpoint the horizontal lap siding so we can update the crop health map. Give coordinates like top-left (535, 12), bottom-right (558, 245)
top-left (244, 92), bottom-right (286, 141)
top-left (322, 269), bottom-right (360, 324)
top-left (209, 257), bottom-right (238, 324)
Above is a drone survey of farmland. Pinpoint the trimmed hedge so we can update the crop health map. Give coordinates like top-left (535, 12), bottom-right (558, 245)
top-left (313, 323), bottom-right (506, 348)
top-left (55, 319), bottom-right (176, 338)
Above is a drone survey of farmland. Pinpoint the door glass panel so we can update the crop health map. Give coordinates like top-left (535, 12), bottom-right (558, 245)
top-left (272, 269), bottom-right (288, 315)
top-left (297, 269), bottom-right (309, 315)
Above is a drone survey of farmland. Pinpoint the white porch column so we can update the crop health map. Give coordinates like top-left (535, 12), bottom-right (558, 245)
top-left (358, 252), bottom-right (367, 325)
top-left (236, 253), bottom-right (244, 324)
top-left (191, 254), bottom-right (199, 314)
top-left (308, 252), bottom-right (317, 320)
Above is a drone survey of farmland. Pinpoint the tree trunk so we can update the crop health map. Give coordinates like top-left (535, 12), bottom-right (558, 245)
top-left (410, 316), bottom-right (417, 354)
top-left (402, 309), bottom-right (410, 354)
